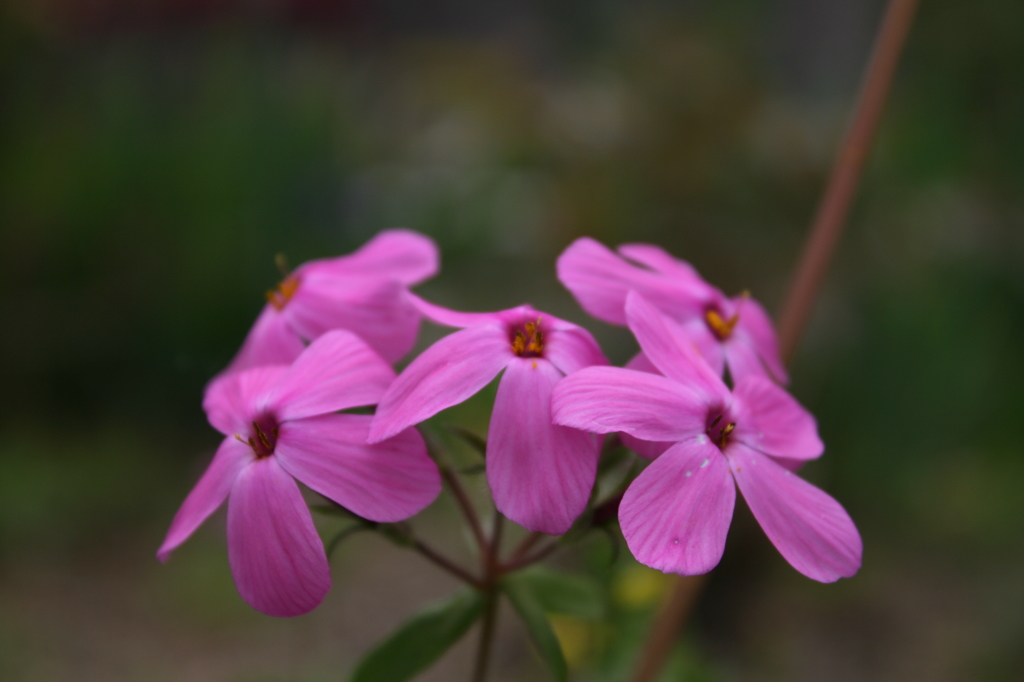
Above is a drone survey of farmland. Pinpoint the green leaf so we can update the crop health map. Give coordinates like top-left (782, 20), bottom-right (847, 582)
top-left (512, 566), bottom-right (605, 620)
top-left (350, 590), bottom-right (485, 682)
top-left (503, 575), bottom-right (568, 682)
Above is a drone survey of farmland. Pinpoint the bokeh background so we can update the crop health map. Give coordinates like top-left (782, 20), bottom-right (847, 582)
top-left (2, 0), bottom-right (1023, 680)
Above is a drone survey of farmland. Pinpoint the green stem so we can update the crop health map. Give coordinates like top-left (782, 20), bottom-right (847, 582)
top-left (498, 540), bottom-right (560, 574)
top-left (489, 513), bottom-right (505, 568)
top-left (410, 538), bottom-right (484, 589)
top-left (471, 587), bottom-right (499, 682)
top-left (441, 465), bottom-right (489, 554)
top-left (508, 532), bottom-right (544, 562)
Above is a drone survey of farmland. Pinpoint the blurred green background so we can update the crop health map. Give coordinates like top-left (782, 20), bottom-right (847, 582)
top-left (2, 0), bottom-right (1022, 680)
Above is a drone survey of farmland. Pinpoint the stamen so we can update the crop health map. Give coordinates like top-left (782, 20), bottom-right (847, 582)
top-left (705, 292), bottom-right (751, 341)
top-left (705, 309), bottom-right (740, 341)
top-left (266, 275), bottom-right (300, 311)
top-left (511, 318), bottom-right (545, 357)
top-left (718, 422), bottom-right (735, 448)
top-left (706, 412), bottom-right (737, 449)
top-left (512, 331), bottom-right (526, 355)
top-left (524, 320), bottom-right (544, 354)
top-left (253, 422), bottom-right (272, 450)
top-left (237, 419), bottom-right (279, 458)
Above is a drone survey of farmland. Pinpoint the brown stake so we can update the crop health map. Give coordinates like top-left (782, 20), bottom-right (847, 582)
top-left (629, 1), bottom-right (920, 680)
top-left (629, 575), bottom-right (706, 682)
top-left (778, 0), bottom-right (921, 364)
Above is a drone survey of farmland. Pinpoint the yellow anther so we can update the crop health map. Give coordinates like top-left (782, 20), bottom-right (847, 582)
top-left (266, 275), bottom-right (301, 311)
top-left (525, 322), bottom-right (544, 354)
top-left (512, 318), bottom-right (545, 357)
top-left (512, 331), bottom-right (526, 355)
top-left (718, 422), bottom-right (736, 448)
top-left (705, 309), bottom-right (740, 341)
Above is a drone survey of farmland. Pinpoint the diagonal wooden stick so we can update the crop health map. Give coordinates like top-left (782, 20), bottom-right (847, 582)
top-left (629, 2), bottom-right (920, 680)
top-left (777, 0), bottom-right (921, 363)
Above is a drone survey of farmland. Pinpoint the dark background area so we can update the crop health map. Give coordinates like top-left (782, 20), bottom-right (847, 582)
top-left (1, 1), bottom-right (1022, 680)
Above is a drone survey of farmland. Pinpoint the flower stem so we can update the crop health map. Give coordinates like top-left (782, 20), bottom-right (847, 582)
top-left (508, 532), bottom-right (545, 562)
top-left (629, 1), bottom-right (919, 680)
top-left (488, 512), bottom-right (505, 569)
top-left (471, 588), bottom-right (499, 682)
top-left (410, 538), bottom-right (484, 589)
top-left (441, 465), bottom-right (489, 554)
top-left (498, 540), bottom-right (561, 574)
top-left (470, 511), bottom-right (506, 682)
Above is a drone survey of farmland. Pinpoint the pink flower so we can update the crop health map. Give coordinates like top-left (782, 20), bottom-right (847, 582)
top-left (222, 229), bottom-right (439, 375)
top-left (557, 237), bottom-right (788, 384)
top-left (159, 330), bottom-right (441, 616)
top-left (368, 296), bottom-right (607, 535)
top-left (552, 292), bottom-right (861, 582)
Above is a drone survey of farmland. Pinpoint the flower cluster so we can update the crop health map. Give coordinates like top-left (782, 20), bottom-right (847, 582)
top-left (160, 229), bottom-right (861, 617)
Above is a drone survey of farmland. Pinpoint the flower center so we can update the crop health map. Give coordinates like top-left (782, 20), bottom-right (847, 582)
top-left (236, 414), bottom-right (279, 458)
top-left (266, 275), bottom-right (300, 311)
top-left (704, 308), bottom-right (739, 341)
top-left (511, 319), bottom-right (544, 358)
top-left (706, 412), bottom-right (736, 450)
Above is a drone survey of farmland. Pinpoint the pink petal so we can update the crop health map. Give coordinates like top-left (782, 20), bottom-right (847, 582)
top-left (617, 353), bottom-right (673, 459)
top-left (679, 317), bottom-right (727, 377)
top-left (227, 457), bottom-right (331, 617)
top-left (276, 414), bottom-right (440, 522)
top-left (157, 437), bottom-right (254, 562)
top-left (732, 376), bottom-right (823, 460)
top-left (619, 439), bottom-right (735, 575)
top-left (487, 358), bottom-right (600, 534)
top-left (203, 366), bottom-right (291, 434)
top-left (727, 443), bottom-right (862, 582)
top-left (551, 366), bottom-right (706, 443)
top-left (625, 292), bottom-right (729, 401)
top-left (734, 296), bottom-right (789, 384)
top-left (269, 330), bottom-right (396, 422)
top-left (285, 277), bottom-right (421, 363)
top-left (220, 305), bottom-right (305, 377)
top-left (556, 237), bottom-right (703, 326)
top-left (543, 322), bottom-right (608, 376)
top-left (407, 293), bottom-right (506, 328)
top-left (203, 376), bottom-right (249, 436)
top-left (369, 325), bottom-right (513, 443)
top-left (621, 434), bottom-right (671, 459)
top-left (336, 228), bottom-right (439, 285)
top-left (616, 243), bottom-right (703, 284)
top-left (723, 333), bottom-right (771, 384)
top-left (625, 351), bottom-right (658, 374)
